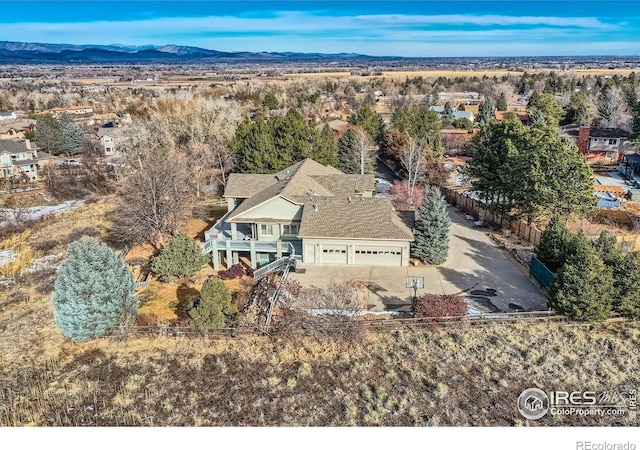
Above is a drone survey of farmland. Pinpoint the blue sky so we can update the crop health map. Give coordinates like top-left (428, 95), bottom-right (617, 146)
top-left (0, 1), bottom-right (639, 57)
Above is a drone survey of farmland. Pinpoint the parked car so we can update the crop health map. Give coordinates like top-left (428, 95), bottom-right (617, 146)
top-left (62, 159), bottom-right (82, 166)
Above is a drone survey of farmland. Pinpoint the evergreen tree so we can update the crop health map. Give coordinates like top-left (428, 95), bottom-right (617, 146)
top-left (548, 236), bottom-right (614, 322)
top-left (52, 237), bottom-right (138, 342)
top-left (615, 251), bottom-right (640, 318)
top-left (314, 124), bottom-right (339, 167)
top-left (60, 116), bottom-right (84, 157)
top-left (412, 186), bottom-right (451, 265)
top-left (337, 128), bottom-right (375, 174)
top-left (496, 92), bottom-right (508, 111)
top-left (563, 91), bottom-right (591, 125)
top-left (262, 92), bottom-right (279, 110)
top-left (230, 118), bottom-right (280, 173)
top-left (348, 106), bottom-right (385, 145)
top-left (527, 92), bottom-right (564, 127)
top-left (151, 232), bottom-right (209, 282)
top-left (189, 277), bottom-right (237, 330)
top-left (35, 113), bottom-right (63, 155)
top-left (391, 105), bottom-right (443, 153)
top-left (592, 230), bottom-right (623, 268)
top-left (442, 102), bottom-right (455, 127)
top-left (630, 101), bottom-right (640, 142)
top-left (478, 97), bottom-right (495, 127)
top-left (535, 216), bottom-right (574, 272)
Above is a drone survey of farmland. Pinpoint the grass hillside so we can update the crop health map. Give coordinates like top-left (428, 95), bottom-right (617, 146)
top-left (0, 198), bottom-right (638, 426)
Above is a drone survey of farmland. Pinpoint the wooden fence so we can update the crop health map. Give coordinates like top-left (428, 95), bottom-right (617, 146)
top-left (442, 186), bottom-right (543, 246)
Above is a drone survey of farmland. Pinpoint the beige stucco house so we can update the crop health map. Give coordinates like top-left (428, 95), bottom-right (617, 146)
top-left (204, 158), bottom-right (414, 269)
top-left (0, 139), bottom-right (54, 183)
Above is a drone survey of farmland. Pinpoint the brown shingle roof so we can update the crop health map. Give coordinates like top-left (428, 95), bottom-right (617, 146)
top-left (311, 174), bottom-right (374, 196)
top-left (226, 159), bottom-right (346, 221)
top-left (0, 139), bottom-right (38, 154)
top-left (224, 174), bottom-right (278, 198)
top-left (298, 197), bottom-right (414, 240)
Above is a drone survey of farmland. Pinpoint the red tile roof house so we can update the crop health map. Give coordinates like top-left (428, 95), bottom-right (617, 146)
top-left (559, 125), bottom-right (632, 163)
top-left (202, 159), bottom-right (414, 270)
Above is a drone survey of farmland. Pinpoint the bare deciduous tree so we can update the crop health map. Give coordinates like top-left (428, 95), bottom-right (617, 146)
top-left (112, 149), bottom-right (192, 248)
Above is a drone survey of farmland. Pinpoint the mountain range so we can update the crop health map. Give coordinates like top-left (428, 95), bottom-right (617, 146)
top-left (0, 40), bottom-right (376, 63)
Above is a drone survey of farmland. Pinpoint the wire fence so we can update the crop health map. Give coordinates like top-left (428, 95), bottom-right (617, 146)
top-left (101, 310), bottom-right (637, 340)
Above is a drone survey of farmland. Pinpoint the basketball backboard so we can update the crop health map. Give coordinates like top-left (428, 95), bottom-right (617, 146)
top-left (406, 276), bottom-right (424, 289)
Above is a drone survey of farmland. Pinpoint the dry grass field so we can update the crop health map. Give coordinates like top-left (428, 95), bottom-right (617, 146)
top-left (1, 197), bottom-right (638, 427)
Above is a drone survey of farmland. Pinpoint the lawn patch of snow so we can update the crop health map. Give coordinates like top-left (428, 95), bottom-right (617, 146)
top-left (0, 249), bottom-right (16, 266)
top-left (0, 200), bottom-right (81, 225)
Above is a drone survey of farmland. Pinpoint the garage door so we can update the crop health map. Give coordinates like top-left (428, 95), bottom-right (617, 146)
top-left (321, 245), bottom-right (348, 264)
top-left (354, 246), bottom-right (402, 266)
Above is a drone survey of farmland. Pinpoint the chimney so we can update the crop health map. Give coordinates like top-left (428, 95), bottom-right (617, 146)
top-left (577, 126), bottom-right (590, 155)
top-left (24, 139), bottom-right (31, 150)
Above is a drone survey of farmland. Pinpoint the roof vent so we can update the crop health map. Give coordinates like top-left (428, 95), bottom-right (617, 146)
top-left (325, 196), bottom-right (330, 202)
top-left (286, 170), bottom-right (290, 180)
top-left (313, 204), bottom-right (318, 212)
top-left (311, 187), bottom-right (316, 194)
top-left (360, 197), bottom-right (366, 202)
top-left (347, 197), bottom-right (352, 203)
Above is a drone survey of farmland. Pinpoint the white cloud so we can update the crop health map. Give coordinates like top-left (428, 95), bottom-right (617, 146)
top-left (0, 11), bottom-right (632, 56)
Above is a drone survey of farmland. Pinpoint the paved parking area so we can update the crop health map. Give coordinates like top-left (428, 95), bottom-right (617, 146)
top-left (288, 209), bottom-right (544, 313)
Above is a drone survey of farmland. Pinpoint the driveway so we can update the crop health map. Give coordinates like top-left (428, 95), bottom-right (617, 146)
top-left (288, 209), bottom-right (544, 313)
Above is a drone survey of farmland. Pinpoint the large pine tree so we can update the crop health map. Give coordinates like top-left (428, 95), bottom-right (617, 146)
top-left (52, 237), bottom-right (138, 342)
top-left (548, 235), bottom-right (614, 322)
top-left (535, 215), bottom-right (573, 272)
top-left (412, 186), bottom-right (451, 265)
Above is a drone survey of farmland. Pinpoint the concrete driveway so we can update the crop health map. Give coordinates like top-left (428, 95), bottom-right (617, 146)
top-left (288, 209), bottom-right (544, 313)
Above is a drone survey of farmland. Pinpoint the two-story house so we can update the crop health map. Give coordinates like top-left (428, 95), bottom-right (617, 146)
top-left (0, 139), bottom-right (54, 183)
top-left (203, 159), bottom-right (414, 269)
top-left (559, 125), bottom-right (632, 162)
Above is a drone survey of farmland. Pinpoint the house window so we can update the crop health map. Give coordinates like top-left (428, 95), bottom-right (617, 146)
top-left (608, 139), bottom-right (617, 145)
top-left (0, 156), bottom-right (10, 164)
top-left (260, 224), bottom-right (273, 236)
top-left (17, 153), bottom-right (26, 160)
top-left (282, 224), bottom-right (299, 236)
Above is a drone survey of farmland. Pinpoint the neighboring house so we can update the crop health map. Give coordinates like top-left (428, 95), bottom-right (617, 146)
top-left (430, 106), bottom-right (475, 123)
top-left (494, 110), bottom-right (530, 125)
top-left (0, 139), bottom-right (54, 183)
top-left (441, 129), bottom-right (477, 154)
top-left (204, 158), bottom-right (414, 269)
top-left (40, 105), bottom-right (94, 117)
top-left (0, 111), bottom-right (17, 121)
top-left (618, 154), bottom-right (640, 180)
top-left (560, 125), bottom-right (632, 163)
top-left (83, 125), bottom-right (117, 156)
top-left (0, 119), bottom-right (35, 140)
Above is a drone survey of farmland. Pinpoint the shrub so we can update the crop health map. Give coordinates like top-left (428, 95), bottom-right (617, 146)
top-left (189, 277), bottom-right (237, 330)
top-left (52, 237), bottom-right (138, 342)
top-left (151, 233), bottom-right (209, 282)
top-left (414, 294), bottom-right (467, 319)
top-left (218, 263), bottom-right (252, 280)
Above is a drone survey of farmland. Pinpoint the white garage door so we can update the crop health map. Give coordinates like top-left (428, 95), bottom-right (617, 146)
top-left (321, 245), bottom-right (348, 264)
top-left (354, 246), bottom-right (402, 266)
